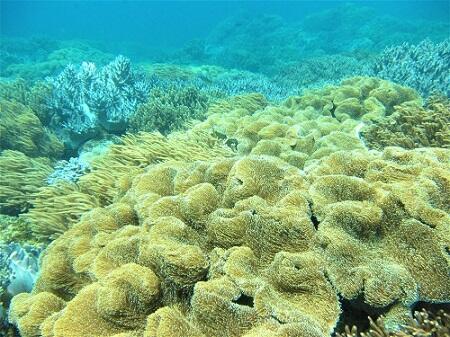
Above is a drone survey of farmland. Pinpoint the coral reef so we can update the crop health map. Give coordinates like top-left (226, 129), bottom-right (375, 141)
top-left (9, 155), bottom-right (340, 337)
top-left (308, 147), bottom-right (450, 328)
top-left (193, 78), bottom-right (419, 169)
top-left (373, 39), bottom-right (450, 97)
top-left (0, 150), bottom-right (53, 215)
top-left (201, 4), bottom-right (449, 74)
top-left (0, 243), bottom-right (41, 334)
top-left (0, 37), bottom-right (113, 81)
top-left (128, 85), bottom-right (210, 135)
top-left (0, 99), bottom-right (63, 158)
top-left (273, 55), bottom-right (372, 91)
top-left (22, 131), bottom-right (233, 242)
top-left (8, 145), bottom-right (450, 337)
top-left (0, 78), bottom-right (53, 125)
top-left (361, 95), bottom-right (450, 150)
top-left (48, 55), bottom-right (149, 149)
top-left (337, 309), bottom-right (450, 337)
top-left (285, 77), bottom-right (420, 121)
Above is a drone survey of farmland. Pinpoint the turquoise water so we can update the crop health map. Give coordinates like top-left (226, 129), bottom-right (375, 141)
top-left (0, 1), bottom-right (449, 337)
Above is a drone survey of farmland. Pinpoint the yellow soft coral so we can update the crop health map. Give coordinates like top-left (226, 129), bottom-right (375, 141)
top-left (0, 99), bottom-right (63, 158)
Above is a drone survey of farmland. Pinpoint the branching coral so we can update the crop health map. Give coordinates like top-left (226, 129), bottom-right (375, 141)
top-left (128, 85), bottom-right (210, 135)
top-left (48, 55), bottom-right (150, 148)
top-left (361, 95), bottom-right (450, 150)
top-left (0, 99), bottom-right (63, 158)
top-left (0, 150), bottom-right (53, 215)
top-left (374, 39), bottom-right (450, 97)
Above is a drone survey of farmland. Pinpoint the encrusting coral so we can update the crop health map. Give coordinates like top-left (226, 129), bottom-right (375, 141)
top-left (361, 95), bottom-right (450, 150)
top-left (8, 144), bottom-right (450, 337)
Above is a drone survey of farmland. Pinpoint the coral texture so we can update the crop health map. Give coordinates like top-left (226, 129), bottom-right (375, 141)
top-left (128, 85), bottom-right (210, 135)
top-left (361, 95), bottom-right (450, 150)
top-left (0, 99), bottom-right (63, 158)
top-left (0, 150), bottom-right (53, 215)
top-left (373, 39), bottom-right (450, 97)
top-left (9, 145), bottom-right (450, 337)
top-left (48, 55), bottom-right (149, 148)
top-left (22, 131), bottom-right (233, 242)
top-left (193, 78), bottom-right (419, 169)
top-left (308, 147), bottom-right (450, 328)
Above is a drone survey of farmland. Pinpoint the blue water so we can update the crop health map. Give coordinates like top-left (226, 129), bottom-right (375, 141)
top-left (2, 1), bottom-right (449, 59)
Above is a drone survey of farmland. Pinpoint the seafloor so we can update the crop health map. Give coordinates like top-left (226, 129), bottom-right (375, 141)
top-left (0, 3), bottom-right (449, 337)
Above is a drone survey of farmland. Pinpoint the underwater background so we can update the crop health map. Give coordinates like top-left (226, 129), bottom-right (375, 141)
top-left (0, 1), bottom-right (449, 336)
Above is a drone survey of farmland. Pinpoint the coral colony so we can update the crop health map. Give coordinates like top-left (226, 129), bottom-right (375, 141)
top-left (0, 3), bottom-right (449, 337)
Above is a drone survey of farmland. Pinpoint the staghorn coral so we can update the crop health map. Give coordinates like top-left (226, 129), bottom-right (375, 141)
top-left (128, 85), bottom-right (210, 135)
top-left (0, 99), bottom-right (63, 158)
top-left (361, 95), bottom-right (450, 150)
top-left (9, 155), bottom-right (341, 337)
top-left (48, 55), bottom-right (149, 149)
top-left (0, 150), bottom-right (53, 215)
top-left (374, 39), bottom-right (450, 97)
top-left (308, 147), bottom-right (450, 329)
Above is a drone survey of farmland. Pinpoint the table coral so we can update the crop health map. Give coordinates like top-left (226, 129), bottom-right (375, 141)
top-left (361, 95), bottom-right (450, 150)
